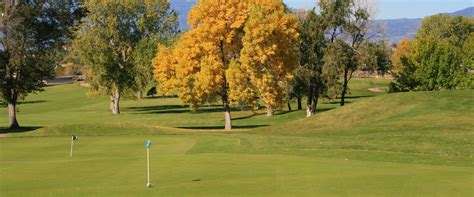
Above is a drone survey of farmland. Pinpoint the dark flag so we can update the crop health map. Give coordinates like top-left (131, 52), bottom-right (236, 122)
top-left (72, 135), bottom-right (79, 141)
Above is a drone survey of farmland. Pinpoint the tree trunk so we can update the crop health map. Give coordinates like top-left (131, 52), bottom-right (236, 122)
top-left (341, 69), bottom-right (348, 106)
top-left (287, 100), bottom-right (292, 111)
top-left (219, 40), bottom-right (232, 131)
top-left (137, 91), bottom-right (143, 99)
top-left (8, 101), bottom-right (20, 129)
top-left (267, 106), bottom-right (274, 117)
top-left (297, 97), bottom-right (302, 110)
top-left (307, 95), bottom-right (319, 117)
top-left (306, 88), bottom-right (315, 117)
top-left (223, 97), bottom-right (232, 131)
top-left (312, 93), bottom-right (319, 114)
top-left (110, 88), bottom-right (120, 114)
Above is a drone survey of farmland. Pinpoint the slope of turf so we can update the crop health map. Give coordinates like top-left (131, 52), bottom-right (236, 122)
top-left (238, 90), bottom-right (474, 166)
top-left (1, 78), bottom-right (473, 196)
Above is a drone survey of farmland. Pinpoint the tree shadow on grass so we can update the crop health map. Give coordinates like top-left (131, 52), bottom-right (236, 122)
top-left (128, 105), bottom-right (187, 111)
top-left (126, 105), bottom-right (238, 114)
top-left (322, 95), bottom-right (374, 105)
top-left (144, 95), bottom-right (179, 99)
top-left (0, 126), bottom-right (43, 134)
top-left (232, 114), bottom-right (255, 121)
top-left (345, 95), bottom-right (374, 99)
top-left (177, 124), bottom-right (268, 130)
top-left (323, 100), bottom-right (353, 105)
top-left (275, 110), bottom-right (294, 115)
top-left (316, 107), bottom-right (333, 113)
top-left (18, 100), bottom-right (47, 105)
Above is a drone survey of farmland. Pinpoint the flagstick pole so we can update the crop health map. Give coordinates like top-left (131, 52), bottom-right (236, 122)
top-left (70, 137), bottom-right (74, 158)
top-left (147, 147), bottom-right (150, 186)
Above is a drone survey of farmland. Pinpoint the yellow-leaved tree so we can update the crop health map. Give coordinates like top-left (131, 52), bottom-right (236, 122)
top-left (391, 38), bottom-right (411, 75)
top-left (238, 2), bottom-right (300, 116)
top-left (153, 0), bottom-right (299, 130)
top-left (153, 45), bottom-right (178, 96)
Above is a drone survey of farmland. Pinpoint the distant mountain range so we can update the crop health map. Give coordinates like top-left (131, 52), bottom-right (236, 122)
top-left (169, 1), bottom-right (473, 44)
top-left (375, 7), bottom-right (474, 44)
top-left (450, 7), bottom-right (474, 17)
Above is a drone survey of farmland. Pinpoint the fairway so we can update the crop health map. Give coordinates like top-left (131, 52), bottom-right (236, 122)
top-left (1, 79), bottom-right (473, 196)
top-left (1, 136), bottom-right (473, 196)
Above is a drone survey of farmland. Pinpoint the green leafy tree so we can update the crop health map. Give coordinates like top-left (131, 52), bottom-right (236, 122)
top-left (132, 34), bottom-right (177, 99)
top-left (339, 2), bottom-right (370, 106)
top-left (132, 8), bottom-right (178, 99)
top-left (293, 0), bottom-right (374, 116)
top-left (360, 39), bottom-right (392, 76)
top-left (0, 0), bottom-right (83, 129)
top-left (323, 39), bottom-right (356, 100)
top-left (317, 0), bottom-right (372, 106)
top-left (70, 0), bottom-right (178, 114)
top-left (391, 14), bottom-right (473, 91)
top-left (462, 33), bottom-right (474, 71)
top-left (298, 10), bottom-right (327, 117)
top-left (286, 67), bottom-right (306, 111)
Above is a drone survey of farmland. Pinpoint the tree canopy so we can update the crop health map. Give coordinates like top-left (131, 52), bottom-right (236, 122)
top-left (290, 0), bottom-right (374, 117)
top-left (1, 0), bottom-right (84, 129)
top-left (390, 14), bottom-right (473, 92)
top-left (153, 0), bottom-right (300, 130)
top-left (70, 0), bottom-right (178, 114)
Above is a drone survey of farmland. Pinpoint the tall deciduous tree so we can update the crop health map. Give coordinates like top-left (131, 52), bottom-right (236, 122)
top-left (239, 2), bottom-right (300, 116)
top-left (298, 0), bottom-right (373, 113)
top-left (156, 0), bottom-right (249, 130)
top-left (153, 0), bottom-right (299, 129)
top-left (338, 1), bottom-right (371, 106)
top-left (70, 0), bottom-right (178, 114)
top-left (0, 0), bottom-right (83, 129)
top-left (297, 10), bottom-right (327, 117)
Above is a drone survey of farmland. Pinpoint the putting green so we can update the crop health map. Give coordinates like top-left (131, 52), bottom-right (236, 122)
top-left (1, 136), bottom-right (472, 196)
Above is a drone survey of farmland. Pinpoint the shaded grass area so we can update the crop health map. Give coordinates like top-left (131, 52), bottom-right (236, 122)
top-left (0, 126), bottom-right (43, 134)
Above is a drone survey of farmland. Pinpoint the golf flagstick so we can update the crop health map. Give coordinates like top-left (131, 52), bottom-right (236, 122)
top-left (70, 135), bottom-right (78, 158)
top-left (70, 136), bottom-right (74, 157)
top-left (145, 140), bottom-right (152, 188)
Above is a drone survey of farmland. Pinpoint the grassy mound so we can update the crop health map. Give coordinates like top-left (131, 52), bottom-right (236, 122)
top-left (228, 90), bottom-right (473, 166)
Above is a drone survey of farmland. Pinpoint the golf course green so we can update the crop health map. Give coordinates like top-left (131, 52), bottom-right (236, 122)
top-left (1, 78), bottom-right (473, 196)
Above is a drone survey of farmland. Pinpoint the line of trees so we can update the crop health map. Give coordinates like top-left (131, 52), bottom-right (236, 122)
top-left (2, 0), bottom-right (472, 130)
top-left (290, 0), bottom-right (377, 117)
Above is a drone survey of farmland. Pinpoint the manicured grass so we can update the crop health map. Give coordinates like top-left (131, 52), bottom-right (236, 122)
top-left (1, 136), bottom-right (473, 196)
top-left (1, 78), bottom-right (473, 196)
top-left (0, 78), bottom-right (390, 131)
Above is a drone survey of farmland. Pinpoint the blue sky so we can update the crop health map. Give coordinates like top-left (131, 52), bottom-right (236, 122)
top-left (283, 0), bottom-right (473, 19)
